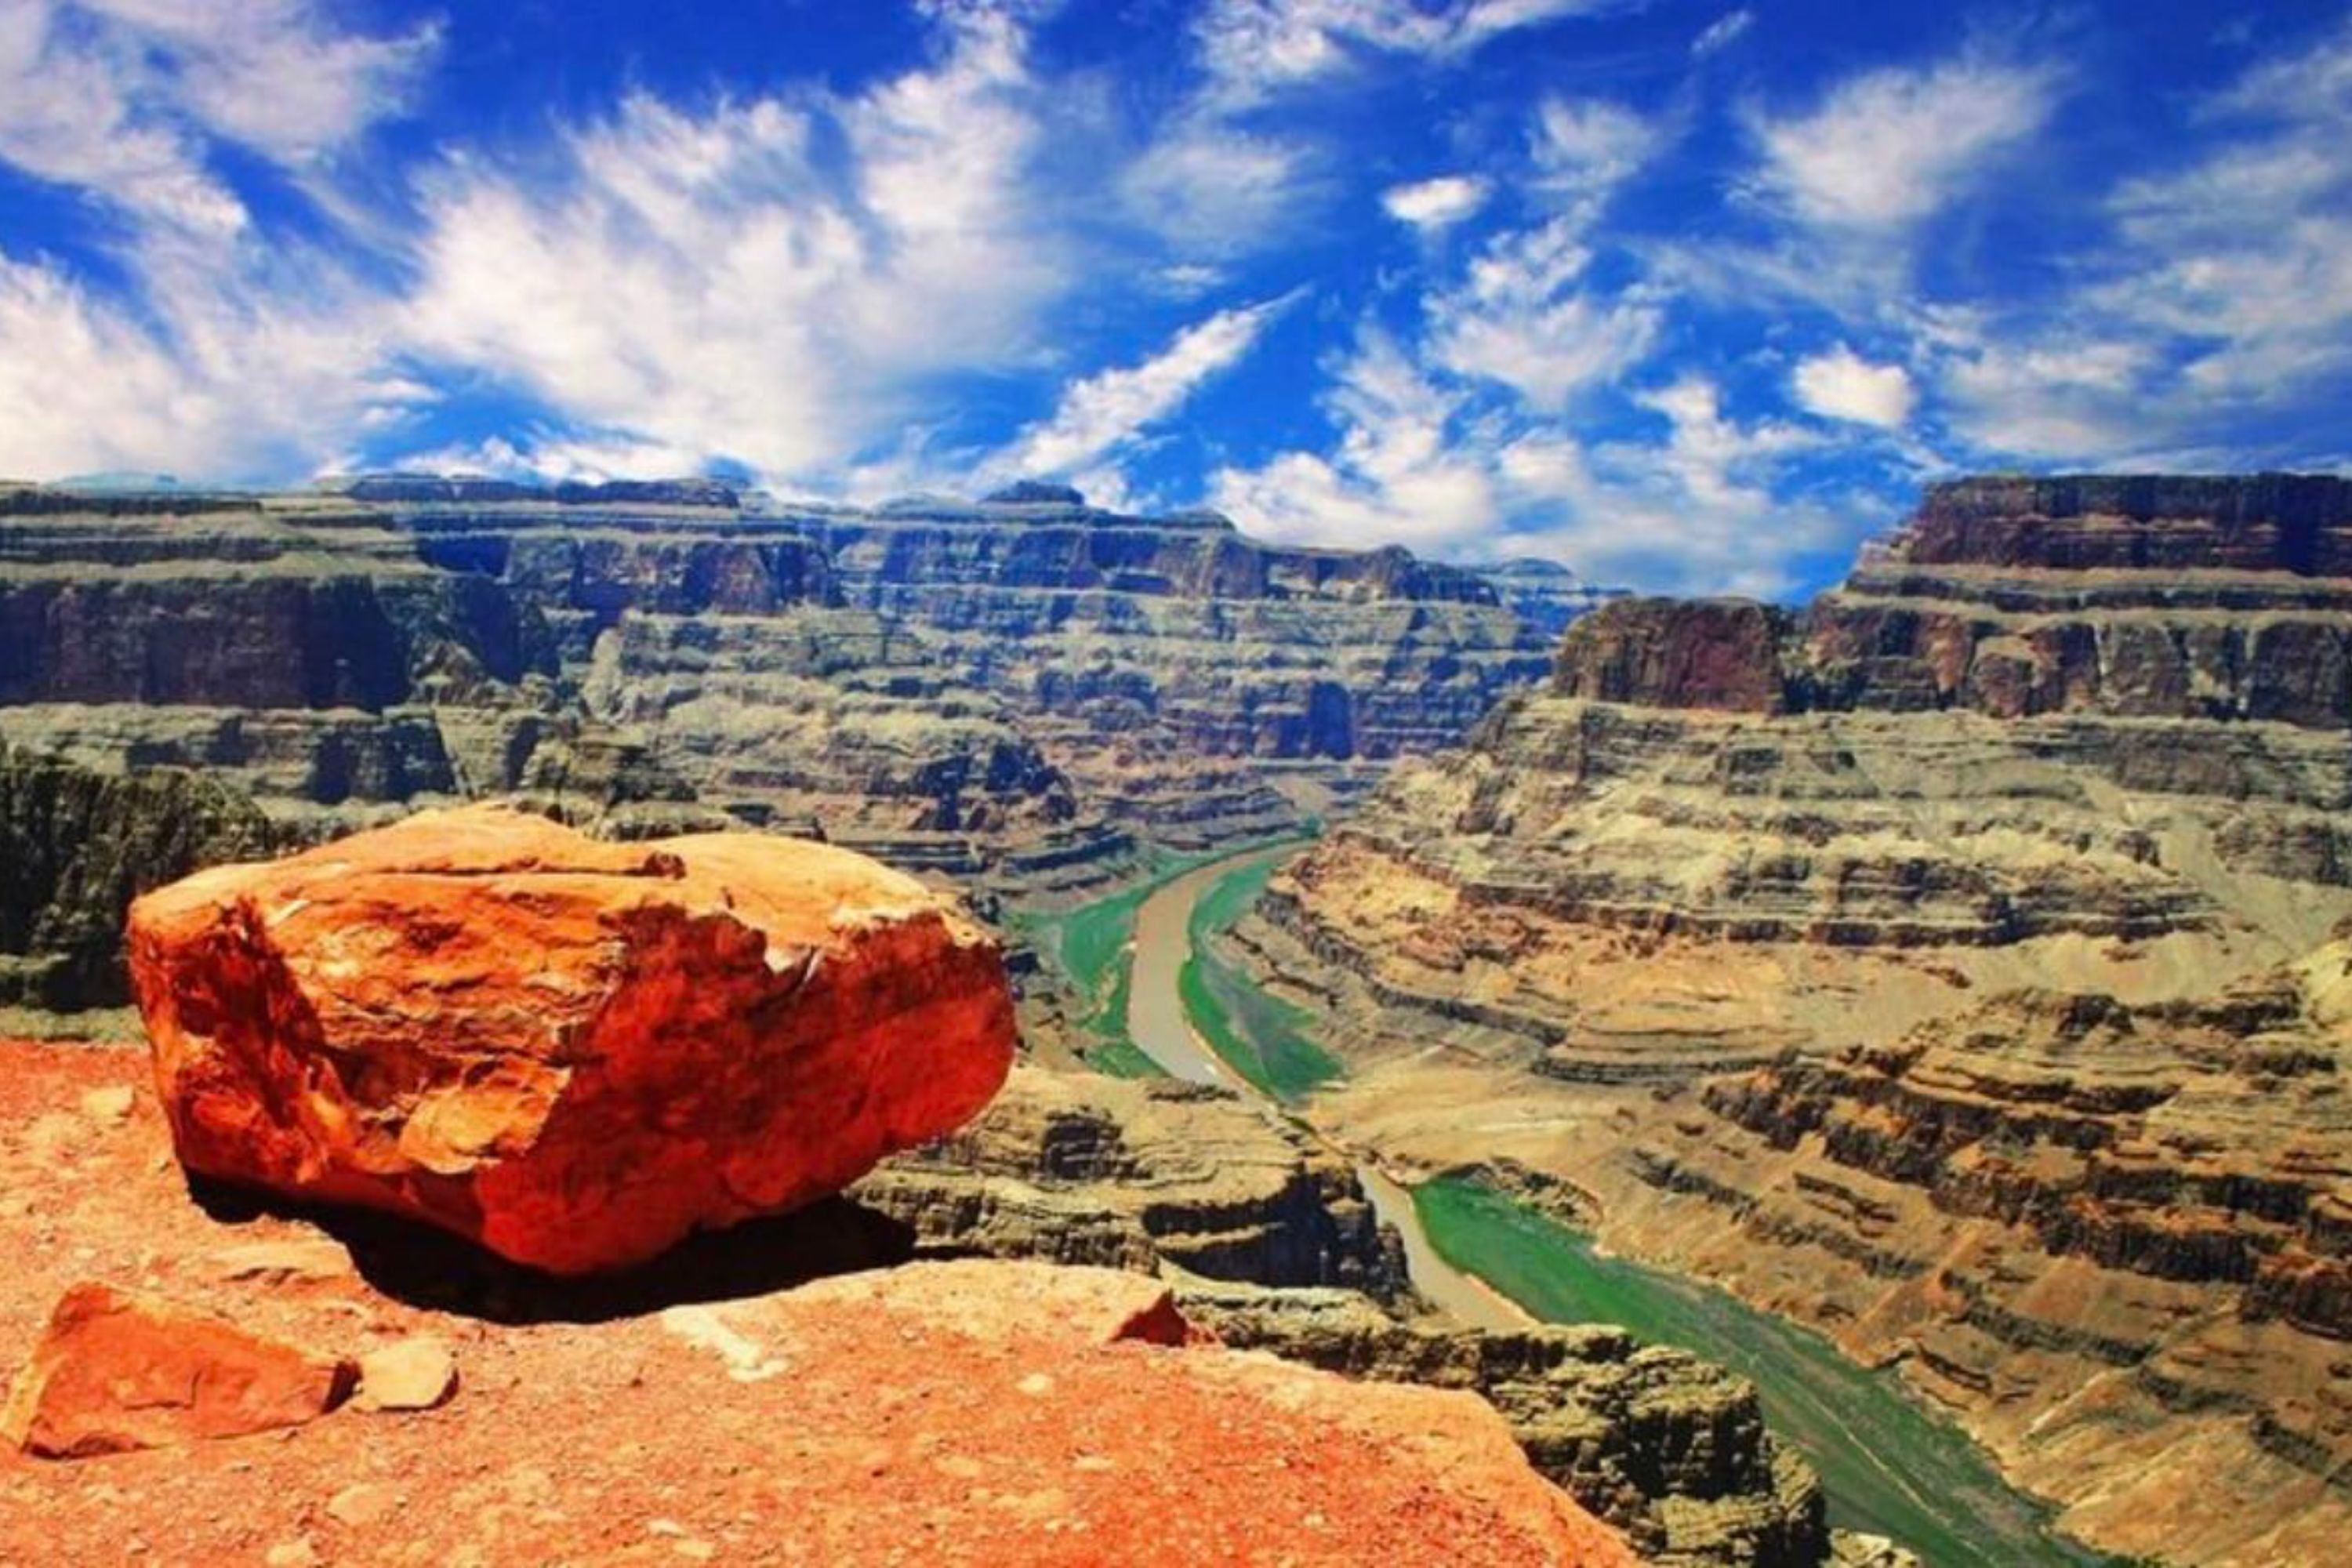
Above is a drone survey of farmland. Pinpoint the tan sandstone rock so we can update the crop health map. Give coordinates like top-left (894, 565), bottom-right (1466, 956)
top-left (353, 1337), bottom-right (458, 1414)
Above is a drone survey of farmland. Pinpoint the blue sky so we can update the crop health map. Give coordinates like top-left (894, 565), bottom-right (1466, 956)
top-left (2, 1), bottom-right (2349, 595)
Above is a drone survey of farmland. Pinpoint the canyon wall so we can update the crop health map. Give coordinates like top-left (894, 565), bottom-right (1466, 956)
top-left (0, 478), bottom-right (1570, 1007)
top-left (1250, 474), bottom-right (2352, 1566)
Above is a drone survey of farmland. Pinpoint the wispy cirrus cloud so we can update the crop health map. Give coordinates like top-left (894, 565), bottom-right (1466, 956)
top-left (1930, 16), bottom-right (2352, 464)
top-left (1194, 0), bottom-right (1621, 103)
top-left (402, 9), bottom-right (1063, 482)
top-left (0, 0), bottom-right (435, 235)
top-left (1745, 49), bottom-right (2060, 232)
top-left (991, 293), bottom-right (1297, 481)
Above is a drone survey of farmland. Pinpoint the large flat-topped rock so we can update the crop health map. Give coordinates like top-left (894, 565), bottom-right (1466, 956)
top-left (1900, 474), bottom-right (2352, 572)
top-left (126, 803), bottom-right (1016, 1273)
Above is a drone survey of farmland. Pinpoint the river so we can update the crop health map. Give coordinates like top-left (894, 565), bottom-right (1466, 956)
top-left (1125, 848), bottom-right (1526, 1327)
top-left (1119, 842), bottom-right (2111, 1568)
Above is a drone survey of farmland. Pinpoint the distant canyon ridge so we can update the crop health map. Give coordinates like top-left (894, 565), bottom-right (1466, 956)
top-left (0, 475), bottom-right (1612, 1011)
top-left (1240, 473), bottom-right (2352, 1566)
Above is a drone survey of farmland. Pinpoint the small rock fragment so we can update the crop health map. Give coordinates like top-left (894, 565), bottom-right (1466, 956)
top-left (78, 1085), bottom-right (134, 1126)
top-left (352, 1337), bottom-right (458, 1414)
top-left (205, 1239), bottom-right (354, 1288)
top-left (2, 1283), bottom-right (354, 1459)
top-left (327, 1483), bottom-right (397, 1528)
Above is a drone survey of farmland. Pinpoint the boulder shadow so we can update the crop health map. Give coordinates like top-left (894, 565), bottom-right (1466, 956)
top-left (186, 1174), bottom-right (920, 1326)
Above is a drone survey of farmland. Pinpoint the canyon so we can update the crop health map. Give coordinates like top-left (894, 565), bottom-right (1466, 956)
top-left (13, 470), bottom-right (2352, 1564)
top-left (0, 476), bottom-right (1555, 1012)
top-left (1247, 474), bottom-right (2352, 1566)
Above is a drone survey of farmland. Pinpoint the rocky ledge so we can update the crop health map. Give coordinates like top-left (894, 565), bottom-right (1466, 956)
top-left (858, 1066), bottom-right (1840, 1568)
top-left (1250, 474), bottom-right (2352, 1566)
top-left (0, 1040), bottom-right (1634, 1565)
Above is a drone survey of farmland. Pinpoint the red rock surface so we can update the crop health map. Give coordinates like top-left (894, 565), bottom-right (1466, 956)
top-left (0, 1039), bottom-right (1635, 1566)
top-left (2, 1282), bottom-right (354, 1458)
top-left (126, 804), bottom-right (1017, 1274)
top-left (1551, 598), bottom-right (1791, 713)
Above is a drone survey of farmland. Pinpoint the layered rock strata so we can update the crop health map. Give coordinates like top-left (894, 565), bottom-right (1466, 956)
top-left (1, 478), bottom-right (1575, 1010)
top-left (862, 1065), bottom-right (1841, 1568)
top-left (855, 1064), bottom-right (1406, 1298)
top-left (1257, 475), bottom-right (2352, 1566)
top-left (0, 479), bottom-right (1550, 847)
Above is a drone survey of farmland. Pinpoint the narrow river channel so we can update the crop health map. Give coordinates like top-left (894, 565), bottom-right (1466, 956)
top-left (1116, 842), bottom-right (2111, 1568)
top-left (1128, 848), bottom-right (1526, 1327)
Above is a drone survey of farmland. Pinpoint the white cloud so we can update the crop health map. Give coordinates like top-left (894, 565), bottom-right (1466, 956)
top-left (1211, 330), bottom-right (1504, 552)
top-left (403, 9), bottom-right (1065, 485)
top-left (1195, 0), bottom-right (1614, 102)
top-left (0, 0), bottom-right (432, 234)
top-left (1381, 173), bottom-right (1489, 229)
top-left (75, 0), bottom-right (437, 163)
top-left (1791, 345), bottom-right (1915, 428)
top-left (1120, 116), bottom-right (1320, 255)
top-left (1530, 96), bottom-right (1664, 208)
top-left (1935, 328), bottom-right (2154, 459)
top-left (1692, 9), bottom-right (1753, 59)
top-left (1750, 52), bottom-right (2058, 230)
top-left (0, 243), bottom-right (412, 481)
top-left (995, 295), bottom-right (1293, 479)
top-left (1421, 100), bottom-right (1666, 409)
top-left (1928, 18), bottom-right (2352, 463)
top-left (1208, 325), bottom-right (1845, 595)
top-left (1427, 218), bottom-right (1661, 407)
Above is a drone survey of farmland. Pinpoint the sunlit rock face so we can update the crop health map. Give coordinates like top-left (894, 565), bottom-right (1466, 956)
top-left (1254, 474), bottom-right (2352, 1566)
top-left (128, 802), bottom-right (1017, 1275)
top-left (0, 478), bottom-right (1582, 943)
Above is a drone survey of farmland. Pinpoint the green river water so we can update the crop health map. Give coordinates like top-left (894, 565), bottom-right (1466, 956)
top-left (1029, 847), bottom-right (2117, 1568)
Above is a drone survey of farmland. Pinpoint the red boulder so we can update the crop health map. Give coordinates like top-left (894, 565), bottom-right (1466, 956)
top-left (127, 804), bottom-right (1018, 1274)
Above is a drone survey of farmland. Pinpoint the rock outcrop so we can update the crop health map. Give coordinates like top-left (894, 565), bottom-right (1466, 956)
top-left (1255, 474), bottom-right (2352, 1566)
top-left (1185, 1280), bottom-right (1827, 1568)
top-left (860, 1066), bottom-right (1844, 1568)
top-left (129, 803), bottom-right (1016, 1273)
top-left (855, 1065), bottom-right (1407, 1298)
top-left (0, 1038), bottom-right (1635, 1566)
top-left (1, 742), bottom-right (276, 1009)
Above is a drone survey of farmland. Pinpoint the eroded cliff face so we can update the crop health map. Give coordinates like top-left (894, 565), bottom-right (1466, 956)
top-left (0, 480), bottom-right (1557, 930)
top-left (1255, 474), bottom-right (2352, 1566)
top-left (0, 744), bottom-right (276, 1010)
top-left (854, 1065), bottom-right (1409, 1299)
top-left (859, 1064), bottom-right (1836, 1568)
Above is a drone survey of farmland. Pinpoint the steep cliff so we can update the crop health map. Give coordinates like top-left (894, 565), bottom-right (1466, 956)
top-left (1255, 474), bottom-right (2352, 1566)
top-left (1, 481), bottom-right (1565, 912)
top-left (860, 1063), bottom-right (1839, 1568)
top-left (0, 745), bottom-right (275, 1009)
